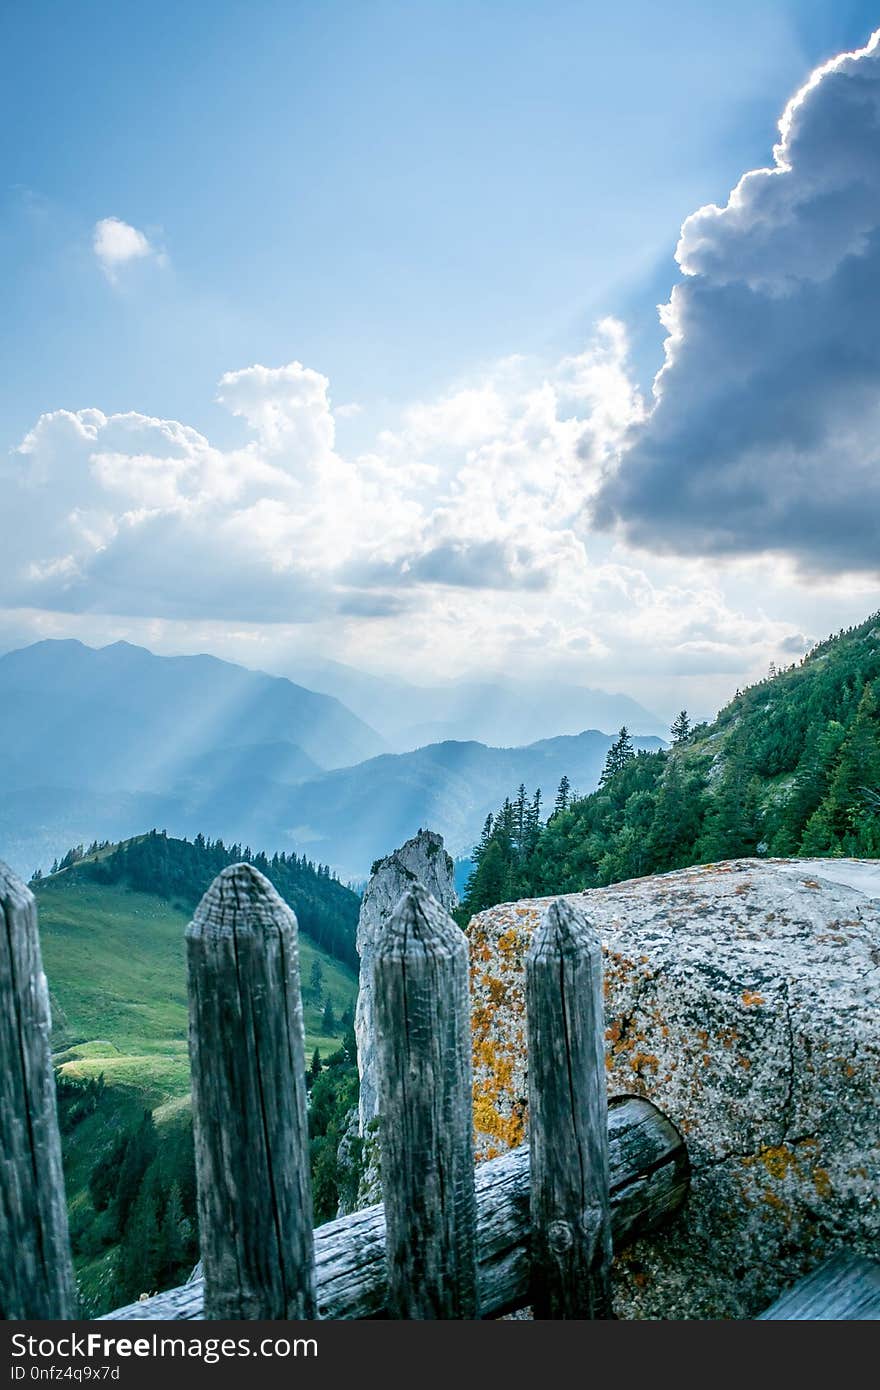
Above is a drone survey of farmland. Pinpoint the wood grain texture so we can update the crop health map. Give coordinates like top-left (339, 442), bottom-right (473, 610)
top-left (372, 883), bottom-right (478, 1318)
top-left (526, 898), bottom-right (613, 1318)
top-left (0, 861), bottom-right (76, 1319)
top-left (186, 863), bottom-right (316, 1319)
top-left (758, 1253), bottom-right (880, 1320)
top-left (103, 1095), bottom-right (688, 1320)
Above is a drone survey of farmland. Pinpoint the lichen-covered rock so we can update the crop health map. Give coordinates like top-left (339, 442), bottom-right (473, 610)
top-left (468, 858), bottom-right (880, 1319)
top-left (354, 829), bottom-right (457, 1136)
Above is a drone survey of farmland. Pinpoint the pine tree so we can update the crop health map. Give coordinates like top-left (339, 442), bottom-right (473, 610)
top-left (311, 1047), bottom-right (322, 1080)
top-left (825, 683), bottom-right (880, 844)
top-left (696, 738), bottom-right (759, 861)
top-left (117, 1169), bottom-right (162, 1302)
top-left (671, 710), bottom-right (691, 744)
top-left (158, 1182), bottom-right (185, 1286)
top-left (553, 775), bottom-right (571, 816)
top-left (600, 727), bottom-right (635, 787)
top-left (111, 1112), bottom-right (158, 1239)
top-left (321, 998), bottom-right (337, 1035)
top-left (309, 958), bottom-right (325, 1004)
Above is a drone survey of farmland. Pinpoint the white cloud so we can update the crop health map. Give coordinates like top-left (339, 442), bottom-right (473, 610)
top-left (93, 217), bottom-right (163, 280)
top-left (6, 314), bottom-right (871, 711)
top-left (2, 326), bottom-right (641, 623)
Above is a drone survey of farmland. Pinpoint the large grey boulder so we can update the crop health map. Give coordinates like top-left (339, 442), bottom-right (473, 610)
top-left (467, 858), bottom-right (880, 1318)
top-left (354, 830), bottom-right (457, 1184)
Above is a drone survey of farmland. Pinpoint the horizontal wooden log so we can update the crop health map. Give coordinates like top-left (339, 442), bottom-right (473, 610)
top-left (758, 1253), bottom-right (880, 1321)
top-left (103, 1095), bottom-right (689, 1321)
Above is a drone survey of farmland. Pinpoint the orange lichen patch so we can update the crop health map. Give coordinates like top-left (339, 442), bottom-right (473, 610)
top-left (630, 1051), bottom-right (659, 1074)
top-left (472, 1088), bottom-right (526, 1151)
top-left (741, 990), bottom-right (765, 1007)
top-left (471, 1004), bottom-right (493, 1038)
top-left (497, 927), bottom-right (520, 958)
top-left (843, 1062), bottom-right (856, 1078)
top-left (812, 1168), bottom-right (832, 1199)
top-left (718, 1027), bottom-right (740, 1048)
top-left (744, 1144), bottom-right (801, 1182)
top-left (487, 977), bottom-right (508, 1007)
top-left (761, 1191), bottom-right (792, 1225)
top-left (801, 879), bottom-right (822, 889)
top-left (738, 1056), bottom-right (751, 1070)
top-left (702, 1054), bottom-right (711, 1067)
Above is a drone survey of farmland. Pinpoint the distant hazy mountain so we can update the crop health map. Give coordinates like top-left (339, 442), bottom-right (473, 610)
top-left (0, 639), bottom-right (664, 881)
top-left (0, 638), bottom-right (384, 793)
top-left (287, 659), bottom-right (666, 748)
top-left (261, 730), bottom-right (665, 879)
top-left (0, 639), bottom-right (381, 875)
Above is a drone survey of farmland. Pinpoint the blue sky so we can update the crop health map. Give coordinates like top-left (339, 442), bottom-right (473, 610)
top-left (2, 1), bottom-right (880, 717)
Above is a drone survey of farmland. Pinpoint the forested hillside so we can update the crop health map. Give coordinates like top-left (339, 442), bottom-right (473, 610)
top-left (41, 829), bottom-right (360, 968)
top-left (459, 613), bottom-right (880, 916)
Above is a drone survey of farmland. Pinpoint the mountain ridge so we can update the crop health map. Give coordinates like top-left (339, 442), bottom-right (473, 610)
top-left (0, 638), bottom-right (667, 880)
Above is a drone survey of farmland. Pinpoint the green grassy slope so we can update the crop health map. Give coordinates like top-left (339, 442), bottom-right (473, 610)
top-left (38, 878), bottom-right (357, 1090)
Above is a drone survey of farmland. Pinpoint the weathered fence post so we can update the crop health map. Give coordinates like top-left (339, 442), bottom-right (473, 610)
top-left (186, 863), bottom-right (316, 1318)
top-left (526, 897), bottom-right (613, 1318)
top-left (0, 862), bottom-right (76, 1319)
top-left (373, 882), bottom-right (478, 1318)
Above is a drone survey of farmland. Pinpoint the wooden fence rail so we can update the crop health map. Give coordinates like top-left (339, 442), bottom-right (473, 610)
top-left (1, 860), bottom-right (692, 1323)
top-left (103, 1096), bottom-right (689, 1320)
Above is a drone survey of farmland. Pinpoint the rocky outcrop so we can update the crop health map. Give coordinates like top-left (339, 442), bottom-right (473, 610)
top-left (354, 830), bottom-right (457, 1183)
top-left (468, 858), bottom-right (880, 1319)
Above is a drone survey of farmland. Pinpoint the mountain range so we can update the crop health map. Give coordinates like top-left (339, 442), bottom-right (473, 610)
top-left (0, 638), bottom-right (665, 879)
top-left (285, 658), bottom-right (666, 748)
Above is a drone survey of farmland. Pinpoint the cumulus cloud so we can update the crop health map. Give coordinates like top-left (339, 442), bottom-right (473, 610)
top-left (3, 321), bottom-right (826, 702)
top-left (594, 29), bottom-right (880, 576)
top-left (93, 217), bottom-right (163, 280)
top-left (1, 324), bottom-right (642, 629)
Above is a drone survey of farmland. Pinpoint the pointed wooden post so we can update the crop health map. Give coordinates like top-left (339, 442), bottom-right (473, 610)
top-left (187, 863), bottom-right (316, 1318)
top-left (0, 862), bottom-right (76, 1319)
top-left (526, 897), bottom-right (613, 1318)
top-left (373, 882), bottom-right (478, 1318)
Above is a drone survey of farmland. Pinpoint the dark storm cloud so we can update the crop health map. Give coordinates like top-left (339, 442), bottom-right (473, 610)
top-left (594, 30), bottom-right (880, 576)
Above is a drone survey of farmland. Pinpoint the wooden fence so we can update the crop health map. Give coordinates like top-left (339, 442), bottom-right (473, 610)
top-left (1, 859), bottom-right (690, 1322)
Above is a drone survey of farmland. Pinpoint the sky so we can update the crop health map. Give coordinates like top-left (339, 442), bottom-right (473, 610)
top-left (2, 0), bottom-right (880, 721)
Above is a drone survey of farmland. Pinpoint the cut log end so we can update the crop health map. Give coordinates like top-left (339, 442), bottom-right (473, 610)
top-left (373, 881), bottom-right (467, 964)
top-left (186, 861), bottom-right (296, 944)
top-left (526, 896), bottom-right (601, 966)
